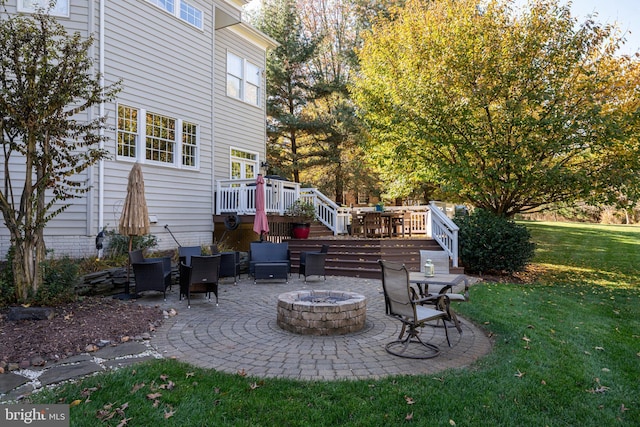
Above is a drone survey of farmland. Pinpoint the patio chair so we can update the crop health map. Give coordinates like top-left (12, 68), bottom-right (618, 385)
top-left (129, 249), bottom-right (172, 290)
top-left (378, 260), bottom-right (453, 359)
top-left (350, 212), bottom-right (365, 237)
top-left (419, 250), bottom-right (469, 301)
top-left (299, 244), bottom-right (329, 281)
top-left (131, 261), bottom-right (170, 300)
top-left (179, 254), bottom-right (221, 308)
top-left (219, 251), bottom-right (241, 284)
top-left (364, 212), bottom-right (383, 238)
top-left (178, 246), bottom-right (201, 266)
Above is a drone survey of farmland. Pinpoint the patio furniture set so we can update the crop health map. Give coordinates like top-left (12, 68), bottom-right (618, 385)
top-left (130, 244), bottom-right (468, 359)
top-left (350, 211), bottom-right (413, 238)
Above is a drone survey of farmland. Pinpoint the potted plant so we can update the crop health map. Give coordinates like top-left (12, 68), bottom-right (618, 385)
top-left (286, 199), bottom-right (317, 239)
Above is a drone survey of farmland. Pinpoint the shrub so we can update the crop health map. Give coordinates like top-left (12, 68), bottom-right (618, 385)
top-left (34, 256), bottom-right (79, 306)
top-left (0, 247), bottom-right (16, 306)
top-left (455, 208), bottom-right (535, 275)
top-left (104, 229), bottom-right (158, 259)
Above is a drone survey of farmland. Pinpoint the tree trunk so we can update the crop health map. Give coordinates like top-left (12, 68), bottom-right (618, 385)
top-left (12, 235), bottom-right (39, 302)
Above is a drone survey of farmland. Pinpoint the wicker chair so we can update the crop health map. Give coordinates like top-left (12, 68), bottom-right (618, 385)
top-left (179, 255), bottom-right (221, 308)
top-left (299, 244), bottom-right (329, 281)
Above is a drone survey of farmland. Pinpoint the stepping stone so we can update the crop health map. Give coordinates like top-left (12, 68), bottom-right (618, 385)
top-left (38, 361), bottom-right (103, 386)
top-left (103, 355), bottom-right (156, 370)
top-left (94, 342), bottom-right (148, 360)
top-left (0, 372), bottom-right (29, 394)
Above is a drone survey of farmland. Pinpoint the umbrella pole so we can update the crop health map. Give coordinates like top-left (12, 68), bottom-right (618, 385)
top-left (125, 236), bottom-right (132, 295)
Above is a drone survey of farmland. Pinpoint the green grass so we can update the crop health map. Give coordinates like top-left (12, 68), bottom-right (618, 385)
top-left (31, 221), bottom-right (640, 426)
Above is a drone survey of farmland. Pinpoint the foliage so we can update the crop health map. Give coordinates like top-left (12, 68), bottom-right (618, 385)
top-left (253, 0), bottom-right (321, 184)
top-left (0, 247), bottom-right (15, 306)
top-left (31, 221), bottom-right (640, 425)
top-left (455, 208), bottom-right (534, 274)
top-left (34, 256), bottom-right (79, 306)
top-left (0, 6), bottom-right (121, 302)
top-left (352, 0), bottom-right (640, 217)
top-left (104, 229), bottom-right (158, 259)
top-left (285, 199), bottom-right (317, 222)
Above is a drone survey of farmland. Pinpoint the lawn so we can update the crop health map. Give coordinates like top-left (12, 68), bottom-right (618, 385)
top-left (31, 221), bottom-right (640, 426)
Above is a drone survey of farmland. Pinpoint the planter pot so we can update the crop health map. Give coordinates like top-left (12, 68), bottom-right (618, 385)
top-left (291, 222), bottom-right (311, 239)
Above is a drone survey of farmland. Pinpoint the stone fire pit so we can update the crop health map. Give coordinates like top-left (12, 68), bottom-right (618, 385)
top-left (277, 290), bottom-right (367, 335)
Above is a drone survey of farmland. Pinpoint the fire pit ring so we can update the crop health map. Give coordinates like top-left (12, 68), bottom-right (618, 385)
top-left (277, 290), bottom-right (367, 335)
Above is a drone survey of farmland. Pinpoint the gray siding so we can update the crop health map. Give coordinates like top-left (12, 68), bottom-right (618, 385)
top-left (0, 0), bottom-right (270, 257)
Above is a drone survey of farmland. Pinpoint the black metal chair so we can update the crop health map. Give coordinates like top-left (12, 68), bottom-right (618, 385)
top-left (179, 254), bottom-right (221, 308)
top-left (378, 260), bottom-right (454, 359)
top-left (131, 261), bottom-right (170, 300)
top-left (299, 244), bottom-right (329, 281)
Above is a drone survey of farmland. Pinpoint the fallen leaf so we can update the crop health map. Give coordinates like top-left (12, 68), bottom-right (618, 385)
top-left (450, 420), bottom-right (456, 426)
top-left (249, 382), bottom-right (260, 390)
top-left (160, 374), bottom-right (169, 381)
top-left (186, 372), bottom-right (195, 378)
top-left (541, 380), bottom-right (547, 385)
top-left (522, 336), bottom-right (531, 343)
top-left (116, 417), bottom-right (132, 427)
top-left (164, 407), bottom-right (175, 419)
top-left (595, 346), bottom-right (605, 351)
top-left (514, 370), bottom-right (525, 378)
top-left (146, 392), bottom-right (162, 400)
top-left (160, 381), bottom-right (175, 390)
top-left (130, 383), bottom-right (145, 394)
top-left (621, 404), bottom-right (629, 412)
top-left (237, 368), bottom-right (247, 377)
top-left (70, 399), bottom-right (82, 407)
top-left (405, 412), bottom-right (413, 421)
top-left (404, 395), bottom-right (415, 405)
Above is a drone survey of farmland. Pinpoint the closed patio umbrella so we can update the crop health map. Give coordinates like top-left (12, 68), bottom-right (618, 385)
top-left (253, 174), bottom-right (269, 241)
top-left (117, 163), bottom-right (150, 298)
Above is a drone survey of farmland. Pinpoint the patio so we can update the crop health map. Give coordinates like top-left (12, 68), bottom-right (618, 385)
top-left (141, 273), bottom-right (491, 380)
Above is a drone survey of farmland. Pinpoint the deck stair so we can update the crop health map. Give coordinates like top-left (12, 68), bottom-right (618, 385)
top-left (286, 238), bottom-right (463, 279)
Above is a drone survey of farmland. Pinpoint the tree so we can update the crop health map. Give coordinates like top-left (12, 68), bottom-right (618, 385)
top-left (254, 0), bottom-right (321, 183)
top-left (352, 0), bottom-right (640, 217)
top-left (0, 8), bottom-right (121, 302)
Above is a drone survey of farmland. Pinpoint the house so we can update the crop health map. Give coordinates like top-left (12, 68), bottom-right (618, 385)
top-left (0, 0), bottom-right (278, 259)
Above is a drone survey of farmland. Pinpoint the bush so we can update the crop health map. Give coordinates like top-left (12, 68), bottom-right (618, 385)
top-left (104, 229), bottom-right (158, 258)
top-left (0, 247), bottom-right (16, 306)
top-left (34, 256), bottom-right (79, 306)
top-left (455, 209), bottom-right (535, 275)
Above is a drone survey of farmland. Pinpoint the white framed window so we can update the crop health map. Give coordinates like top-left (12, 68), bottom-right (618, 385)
top-left (117, 105), bottom-right (138, 159)
top-left (147, 0), bottom-right (203, 30)
top-left (18, 0), bottom-right (69, 17)
top-left (182, 121), bottom-right (198, 167)
top-left (117, 104), bottom-right (199, 169)
top-left (230, 148), bottom-right (257, 180)
top-left (226, 52), bottom-right (262, 107)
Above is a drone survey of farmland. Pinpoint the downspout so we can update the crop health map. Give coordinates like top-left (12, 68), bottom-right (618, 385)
top-left (98, 0), bottom-right (105, 235)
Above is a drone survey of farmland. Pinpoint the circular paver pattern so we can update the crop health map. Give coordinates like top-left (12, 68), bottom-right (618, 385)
top-left (144, 275), bottom-right (491, 380)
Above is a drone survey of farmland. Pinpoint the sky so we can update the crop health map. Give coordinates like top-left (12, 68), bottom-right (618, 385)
top-left (520, 0), bottom-right (640, 56)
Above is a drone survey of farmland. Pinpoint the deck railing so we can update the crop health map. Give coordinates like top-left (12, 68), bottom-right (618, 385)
top-left (215, 180), bottom-right (458, 260)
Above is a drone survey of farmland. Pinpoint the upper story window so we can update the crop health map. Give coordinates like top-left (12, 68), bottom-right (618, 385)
top-left (18, 0), bottom-right (69, 17)
top-left (227, 52), bottom-right (262, 107)
top-left (147, 0), bottom-right (203, 30)
top-left (117, 104), bottom-right (199, 169)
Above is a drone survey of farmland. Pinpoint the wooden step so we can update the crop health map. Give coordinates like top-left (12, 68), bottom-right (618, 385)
top-left (285, 237), bottom-right (460, 278)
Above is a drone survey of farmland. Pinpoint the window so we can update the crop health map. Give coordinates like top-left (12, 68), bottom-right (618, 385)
top-left (231, 149), bottom-right (257, 180)
top-left (227, 52), bottom-right (262, 107)
top-left (117, 105), bottom-right (199, 169)
top-left (182, 122), bottom-right (198, 167)
top-left (117, 106), bottom-right (138, 159)
top-left (18, 0), bottom-right (69, 16)
top-left (146, 112), bottom-right (175, 164)
top-left (147, 0), bottom-right (203, 30)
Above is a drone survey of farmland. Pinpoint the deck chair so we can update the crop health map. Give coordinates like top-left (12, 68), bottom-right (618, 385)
top-left (378, 260), bottom-right (454, 359)
top-left (178, 246), bottom-right (201, 266)
top-left (419, 250), bottom-right (469, 301)
top-left (179, 254), bottom-right (221, 308)
top-left (129, 249), bottom-right (172, 290)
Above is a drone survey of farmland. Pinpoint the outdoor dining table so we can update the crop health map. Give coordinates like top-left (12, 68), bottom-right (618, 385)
top-left (408, 272), bottom-right (468, 298)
